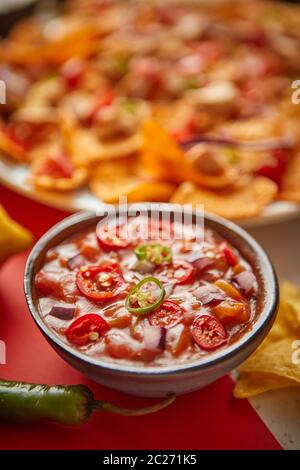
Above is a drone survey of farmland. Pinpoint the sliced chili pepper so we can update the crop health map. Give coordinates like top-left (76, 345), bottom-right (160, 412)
top-left (65, 313), bottom-right (110, 346)
top-left (97, 223), bottom-right (131, 250)
top-left (135, 243), bottom-right (172, 266)
top-left (220, 242), bottom-right (238, 267)
top-left (125, 276), bottom-right (165, 315)
top-left (191, 314), bottom-right (227, 350)
top-left (157, 259), bottom-right (194, 285)
top-left (0, 379), bottom-right (175, 425)
top-left (149, 301), bottom-right (186, 329)
top-left (76, 264), bottom-right (125, 301)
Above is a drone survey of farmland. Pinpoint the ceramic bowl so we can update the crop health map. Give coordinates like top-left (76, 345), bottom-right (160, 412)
top-left (24, 207), bottom-right (278, 397)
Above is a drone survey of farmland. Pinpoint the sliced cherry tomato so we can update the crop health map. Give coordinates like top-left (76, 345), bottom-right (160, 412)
top-left (191, 314), bottom-right (227, 350)
top-left (65, 313), bottom-right (109, 346)
top-left (149, 301), bottom-right (186, 329)
top-left (97, 223), bottom-right (131, 250)
top-left (76, 264), bottom-right (125, 301)
top-left (220, 242), bottom-right (238, 267)
top-left (255, 148), bottom-right (288, 187)
top-left (157, 259), bottom-right (194, 285)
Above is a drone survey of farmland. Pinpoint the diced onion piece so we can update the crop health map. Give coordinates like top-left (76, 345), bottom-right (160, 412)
top-left (48, 305), bottom-right (76, 320)
top-left (234, 271), bottom-right (257, 297)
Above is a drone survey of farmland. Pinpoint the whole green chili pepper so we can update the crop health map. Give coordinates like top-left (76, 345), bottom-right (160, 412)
top-left (0, 379), bottom-right (175, 425)
top-left (125, 276), bottom-right (165, 315)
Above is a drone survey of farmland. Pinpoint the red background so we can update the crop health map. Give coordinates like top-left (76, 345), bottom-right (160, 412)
top-left (0, 185), bottom-right (281, 449)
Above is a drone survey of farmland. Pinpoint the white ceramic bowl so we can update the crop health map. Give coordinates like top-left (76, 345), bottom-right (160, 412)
top-left (24, 207), bottom-right (278, 397)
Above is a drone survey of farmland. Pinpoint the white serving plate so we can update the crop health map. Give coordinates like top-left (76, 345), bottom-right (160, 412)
top-left (1, 156), bottom-right (300, 228)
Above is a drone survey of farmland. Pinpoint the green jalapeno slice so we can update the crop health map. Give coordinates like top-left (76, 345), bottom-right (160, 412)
top-left (125, 276), bottom-right (166, 315)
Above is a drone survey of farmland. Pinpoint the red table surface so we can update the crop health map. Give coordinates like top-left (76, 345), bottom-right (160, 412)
top-left (0, 185), bottom-right (281, 450)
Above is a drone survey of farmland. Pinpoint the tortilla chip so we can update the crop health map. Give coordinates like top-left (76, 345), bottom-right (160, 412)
top-left (239, 338), bottom-right (300, 383)
top-left (0, 20), bottom-right (98, 66)
top-left (90, 159), bottom-right (175, 203)
top-left (141, 120), bottom-right (187, 182)
top-left (279, 151), bottom-right (300, 203)
top-left (142, 120), bottom-right (239, 189)
top-left (170, 177), bottom-right (277, 220)
top-left (233, 372), bottom-right (298, 398)
top-left (30, 143), bottom-right (88, 191)
top-left (217, 115), bottom-right (284, 141)
top-left (234, 282), bottom-right (300, 398)
top-left (61, 114), bottom-right (142, 165)
top-left (0, 126), bottom-right (28, 162)
top-left (31, 167), bottom-right (87, 191)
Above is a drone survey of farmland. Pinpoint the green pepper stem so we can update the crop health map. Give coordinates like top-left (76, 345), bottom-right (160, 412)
top-left (91, 394), bottom-right (175, 416)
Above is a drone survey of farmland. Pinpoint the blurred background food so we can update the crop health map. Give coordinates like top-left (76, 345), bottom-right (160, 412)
top-left (0, 0), bottom-right (300, 220)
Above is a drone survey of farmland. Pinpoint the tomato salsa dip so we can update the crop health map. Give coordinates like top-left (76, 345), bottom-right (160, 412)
top-left (35, 216), bottom-right (258, 367)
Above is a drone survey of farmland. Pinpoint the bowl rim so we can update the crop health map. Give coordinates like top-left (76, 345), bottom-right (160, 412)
top-left (24, 206), bottom-right (279, 376)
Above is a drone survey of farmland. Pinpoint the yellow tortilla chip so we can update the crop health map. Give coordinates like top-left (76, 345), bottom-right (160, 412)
top-left (217, 115), bottom-right (284, 141)
top-left (0, 126), bottom-right (28, 162)
top-left (233, 372), bottom-right (298, 398)
top-left (239, 338), bottom-right (300, 383)
top-left (234, 282), bottom-right (300, 398)
top-left (170, 177), bottom-right (277, 220)
top-left (0, 20), bottom-right (98, 66)
top-left (61, 114), bottom-right (143, 165)
top-left (90, 159), bottom-right (175, 203)
top-left (279, 151), bottom-right (300, 203)
top-left (142, 120), bottom-right (239, 189)
top-left (0, 205), bottom-right (33, 265)
top-left (30, 142), bottom-right (88, 191)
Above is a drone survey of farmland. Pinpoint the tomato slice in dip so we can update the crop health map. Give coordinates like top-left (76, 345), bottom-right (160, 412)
top-left (76, 264), bottom-right (125, 301)
top-left (35, 216), bottom-right (258, 366)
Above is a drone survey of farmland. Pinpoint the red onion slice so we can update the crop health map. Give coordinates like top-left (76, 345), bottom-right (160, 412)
top-left (233, 271), bottom-right (257, 297)
top-left (48, 306), bottom-right (76, 320)
top-left (193, 257), bottom-right (213, 272)
top-left (143, 325), bottom-right (165, 351)
top-left (180, 135), bottom-right (294, 152)
top-left (158, 327), bottom-right (167, 351)
top-left (193, 284), bottom-right (225, 305)
top-left (164, 283), bottom-right (175, 298)
top-left (67, 254), bottom-right (86, 270)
